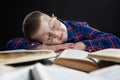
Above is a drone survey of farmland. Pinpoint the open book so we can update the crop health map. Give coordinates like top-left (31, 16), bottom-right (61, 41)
top-left (31, 63), bottom-right (97, 80)
top-left (53, 48), bottom-right (120, 72)
top-left (0, 49), bottom-right (57, 65)
top-left (88, 48), bottom-right (120, 63)
top-left (31, 63), bottom-right (120, 80)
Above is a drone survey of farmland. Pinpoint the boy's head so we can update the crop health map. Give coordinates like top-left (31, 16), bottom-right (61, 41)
top-left (22, 11), bottom-right (68, 45)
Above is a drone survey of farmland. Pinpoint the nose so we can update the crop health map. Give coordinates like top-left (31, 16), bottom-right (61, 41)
top-left (49, 31), bottom-right (59, 38)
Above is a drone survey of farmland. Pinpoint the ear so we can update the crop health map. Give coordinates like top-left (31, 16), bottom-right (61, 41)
top-left (51, 14), bottom-right (57, 20)
top-left (51, 14), bottom-right (55, 17)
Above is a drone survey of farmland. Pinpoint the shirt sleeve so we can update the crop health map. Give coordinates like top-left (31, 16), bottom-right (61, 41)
top-left (81, 22), bottom-right (120, 52)
top-left (6, 37), bottom-right (41, 50)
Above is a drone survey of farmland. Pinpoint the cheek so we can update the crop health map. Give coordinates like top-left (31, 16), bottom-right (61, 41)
top-left (60, 22), bottom-right (67, 30)
top-left (35, 35), bottom-right (47, 43)
top-left (49, 39), bottom-right (62, 45)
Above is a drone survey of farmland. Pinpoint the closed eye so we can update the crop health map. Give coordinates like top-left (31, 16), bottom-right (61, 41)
top-left (51, 26), bottom-right (56, 30)
top-left (47, 33), bottom-right (53, 43)
top-left (51, 20), bottom-right (58, 30)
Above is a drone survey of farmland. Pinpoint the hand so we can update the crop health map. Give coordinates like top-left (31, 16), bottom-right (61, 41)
top-left (55, 43), bottom-right (75, 53)
top-left (28, 43), bottom-right (74, 52)
top-left (73, 42), bottom-right (86, 50)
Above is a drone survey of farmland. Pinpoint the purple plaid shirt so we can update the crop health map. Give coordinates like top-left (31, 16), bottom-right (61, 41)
top-left (6, 20), bottom-right (120, 52)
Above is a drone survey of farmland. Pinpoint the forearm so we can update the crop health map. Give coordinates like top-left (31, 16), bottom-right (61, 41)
top-left (6, 37), bottom-right (40, 50)
top-left (28, 44), bottom-right (56, 50)
top-left (29, 43), bottom-right (74, 52)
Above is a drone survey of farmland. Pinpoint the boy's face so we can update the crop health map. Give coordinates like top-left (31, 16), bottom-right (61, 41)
top-left (32, 14), bottom-right (68, 45)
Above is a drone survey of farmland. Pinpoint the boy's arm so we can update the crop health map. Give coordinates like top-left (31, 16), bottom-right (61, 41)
top-left (6, 37), bottom-right (40, 50)
top-left (6, 37), bottom-right (74, 52)
top-left (80, 23), bottom-right (120, 52)
top-left (29, 43), bottom-right (74, 52)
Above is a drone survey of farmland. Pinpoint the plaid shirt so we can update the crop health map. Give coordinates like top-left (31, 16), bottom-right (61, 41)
top-left (6, 20), bottom-right (120, 52)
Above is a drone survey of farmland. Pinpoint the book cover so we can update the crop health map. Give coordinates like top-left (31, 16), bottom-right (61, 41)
top-left (53, 49), bottom-right (99, 72)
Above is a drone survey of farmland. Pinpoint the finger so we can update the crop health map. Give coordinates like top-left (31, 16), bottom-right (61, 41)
top-left (64, 43), bottom-right (74, 46)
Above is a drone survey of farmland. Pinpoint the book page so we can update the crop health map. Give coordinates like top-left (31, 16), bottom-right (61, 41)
top-left (0, 49), bottom-right (57, 65)
top-left (0, 49), bottom-right (54, 53)
top-left (89, 65), bottom-right (120, 80)
top-left (0, 49), bottom-right (26, 53)
top-left (31, 63), bottom-right (52, 80)
top-left (0, 63), bottom-right (98, 80)
top-left (31, 63), bottom-right (98, 80)
top-left (59, 49), bottom-right (89, 59)
top-left (0, 65), bottom-right (16, 75)
top-left (88, 48), bottom-right (120, 63)
top-left (57, 49), bottom-right (97, 65)
top-left (53, 49), bottom-right (99, 72)
top-left (0, 65), bottom-right (33, 80)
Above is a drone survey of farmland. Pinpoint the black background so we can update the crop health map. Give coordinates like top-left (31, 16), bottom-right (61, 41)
top-left (0, 0), bottom-right (120, 50)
